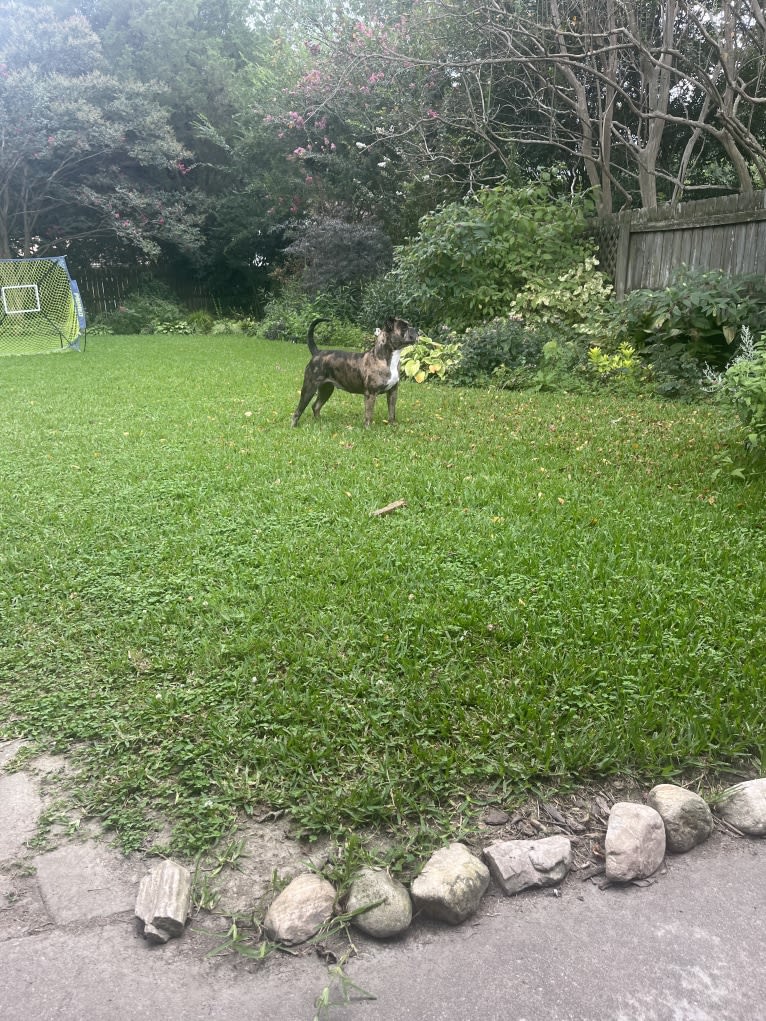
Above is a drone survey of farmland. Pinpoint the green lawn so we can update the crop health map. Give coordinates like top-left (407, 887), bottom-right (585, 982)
top-left (1, 335), bottom-right (764, 860)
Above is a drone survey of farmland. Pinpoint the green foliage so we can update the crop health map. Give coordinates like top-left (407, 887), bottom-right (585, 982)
top-left (186, 310), bottom-right (215, 334)
top-left (102, 284), bottom-right (186, 334)
top-left (401, 335), bottom-right (461, 383)
top-left (713, 329), bottom-right (766, 455)
top-left (385, 183), bottom-right (597, 332)
top-left (260, 286), bottom-right (366, 347)
top-left (357, 273), bottom-right (420, 331)
top-left (530, 339), bottom-right (583, 391)
top-left (613, 268), bottom-right (766, 396)
top-left (587, 342), bottom-right (647, 392)
top-left (154, 320), bottom-right (196, 335)
top-left (588, 343), bottom-right (638, 374)
top-left (510, 257), bottom-right (614, 345)
top-left (448, 316), bottom-right (549, 386)
top-left (0, 2), bottom-right (200, 261)
top-left (210, 316), bottom-right (259, 335)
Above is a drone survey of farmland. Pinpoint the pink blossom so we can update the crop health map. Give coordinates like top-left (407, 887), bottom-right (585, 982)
top-left (427, 109), bottom-right (439, 119)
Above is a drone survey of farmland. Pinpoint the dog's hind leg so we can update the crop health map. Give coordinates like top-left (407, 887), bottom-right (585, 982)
top-left (291, 382), bottom-right (318, 426)
top-left (312, 382), bottom-right (334, 420)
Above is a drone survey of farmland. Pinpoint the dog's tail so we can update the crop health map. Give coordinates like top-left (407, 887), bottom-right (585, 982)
top-left (306, 318), bottom-right (330, 357)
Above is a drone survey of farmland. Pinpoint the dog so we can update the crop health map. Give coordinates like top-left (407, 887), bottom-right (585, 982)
top-left (291, 317), bottom-right (418, 428)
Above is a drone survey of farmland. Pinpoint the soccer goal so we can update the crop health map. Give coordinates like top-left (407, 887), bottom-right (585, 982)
top-left (0, 257), bottom-right (86, 356)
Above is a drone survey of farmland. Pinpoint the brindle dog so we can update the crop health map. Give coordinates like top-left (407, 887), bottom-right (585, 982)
top-left (291, 317), bottom-right (418, 428)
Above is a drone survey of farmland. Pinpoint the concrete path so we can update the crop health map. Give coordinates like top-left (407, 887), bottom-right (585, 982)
top-left (1, 739), bottom-right (764, 1021)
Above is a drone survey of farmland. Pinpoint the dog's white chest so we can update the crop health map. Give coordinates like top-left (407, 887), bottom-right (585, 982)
top-left (384, 350), bottom-right (401, 391)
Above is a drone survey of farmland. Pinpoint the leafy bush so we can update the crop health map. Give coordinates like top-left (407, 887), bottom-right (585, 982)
top-left (510, 257), bottom-right (614, 345)
top-left (707, 327), bottom-right (766, 454)
top-left (449, 316), bottom-right (548, 386)
top-left (401, 335), bottom-right (461, 383)
top-left (586, 342), bottom-right (647, 392)
top-left (260, 287), bottom-right (366, 348)
top-left (384, 182), bottom-right (597, 332)
top-left (154, 320), bottom-right (193, 334)
top-left (614, 268), bottom-right (766, 387)
top-left (358, 273), bottom-right (421, 329)
top-left (210, 317), bottom-right (259, 335)
top-left (186, 310), bottom-right (215, 334)
top-left (103, 282), bottom-right (186, 334)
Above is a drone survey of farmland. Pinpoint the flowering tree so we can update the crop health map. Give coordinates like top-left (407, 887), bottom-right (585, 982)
top-left (261, 0), bottom-right (766, 216)
top-left (0, 2), bottom-right (202, 260)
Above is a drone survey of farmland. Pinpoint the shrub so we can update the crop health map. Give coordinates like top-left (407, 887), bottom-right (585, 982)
top-left (707, 327), bottom-right (766, 454)
top-left (385, 182), bottom-right (597, 332)
top-left (587, 342), bottom-right (647, 389)
top-left (186, 310), bottom-right (215, 334)
top-left (510, 257), bottom-right (615, 346)
top-left (449, 316), bottom-right (548, 386)
top-left (259, 287), bottom-right (366, 348)
top-left (401, 335), bottom-right (461, 383)
top-left (154, 320), bottom-right (193, 334)
top-left (358, 273), bottom-right (421, 329)
top-left (103, 282), bottom-right (186, 334)
top-left (211, 316), bottom-right (259, 335)
top-left (613, 267), bottom-right (766, 394)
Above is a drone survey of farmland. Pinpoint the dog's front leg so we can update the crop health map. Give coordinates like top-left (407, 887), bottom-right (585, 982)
top-left (363, 393), bottom-right (377, 428)
top-left (386, 385), bottom-right (398, 425)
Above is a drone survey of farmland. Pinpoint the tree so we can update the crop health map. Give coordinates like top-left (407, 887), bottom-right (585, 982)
top-left (0, 2), bottom-right (202, 260)
top-left (273, 0), bottom-right (766, 214)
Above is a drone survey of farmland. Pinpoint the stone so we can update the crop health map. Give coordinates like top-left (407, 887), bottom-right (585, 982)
top-left (716, 778), bottom-right (766, 836)
top-left (262, 873), bottom-right (336, 945)
top-left (483, 835), bottom-right (572, 895)
top-left (605, 802), bottom-right (665, 882)
top-left (647, 784), bottom-right (713, 853)
top-left (135, 859), bottom-right (192, 944)
top-left (410, 843), bottom-right (489, 925)
top-left (345, 867), bottom-right (412, 938)
top-left (482, 808), bottom-right (510, 826)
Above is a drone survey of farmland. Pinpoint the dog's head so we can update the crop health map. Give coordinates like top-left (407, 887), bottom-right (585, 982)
top-left (380, 317), bottom-right (418, 351)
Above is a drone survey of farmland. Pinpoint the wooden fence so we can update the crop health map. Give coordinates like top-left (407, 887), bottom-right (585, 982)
top-left (71, 263), bottom-right (213, 319)
top-left (596, 190), bottom-right (766, 297)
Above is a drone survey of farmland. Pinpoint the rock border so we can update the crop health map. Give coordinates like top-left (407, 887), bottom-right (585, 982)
top-left (134, 778), bottom-right (766, 947)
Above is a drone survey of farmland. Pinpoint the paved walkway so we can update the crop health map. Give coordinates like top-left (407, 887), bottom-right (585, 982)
top-left (1, 739), bottom-right (764, 1020)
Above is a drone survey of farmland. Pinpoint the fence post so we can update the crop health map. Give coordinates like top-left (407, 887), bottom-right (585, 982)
top-left (613, 210), bottom-right (632, 299)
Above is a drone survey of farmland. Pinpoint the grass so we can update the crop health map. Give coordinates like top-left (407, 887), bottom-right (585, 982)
top-left (1, 334), bottom-right (765, 863)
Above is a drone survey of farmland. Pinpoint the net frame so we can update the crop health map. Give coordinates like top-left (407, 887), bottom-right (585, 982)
top-left (2, 283), bottom-right (42, 314)
top-left (0, 256), bottom-right (87, 355)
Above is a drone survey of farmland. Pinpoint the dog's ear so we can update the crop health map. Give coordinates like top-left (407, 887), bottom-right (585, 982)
top-left (383, 317), bottom-right (395, 332)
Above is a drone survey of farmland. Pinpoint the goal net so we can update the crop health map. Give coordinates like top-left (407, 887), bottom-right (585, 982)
top-left (0, 257), bottom-right (86, 355)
